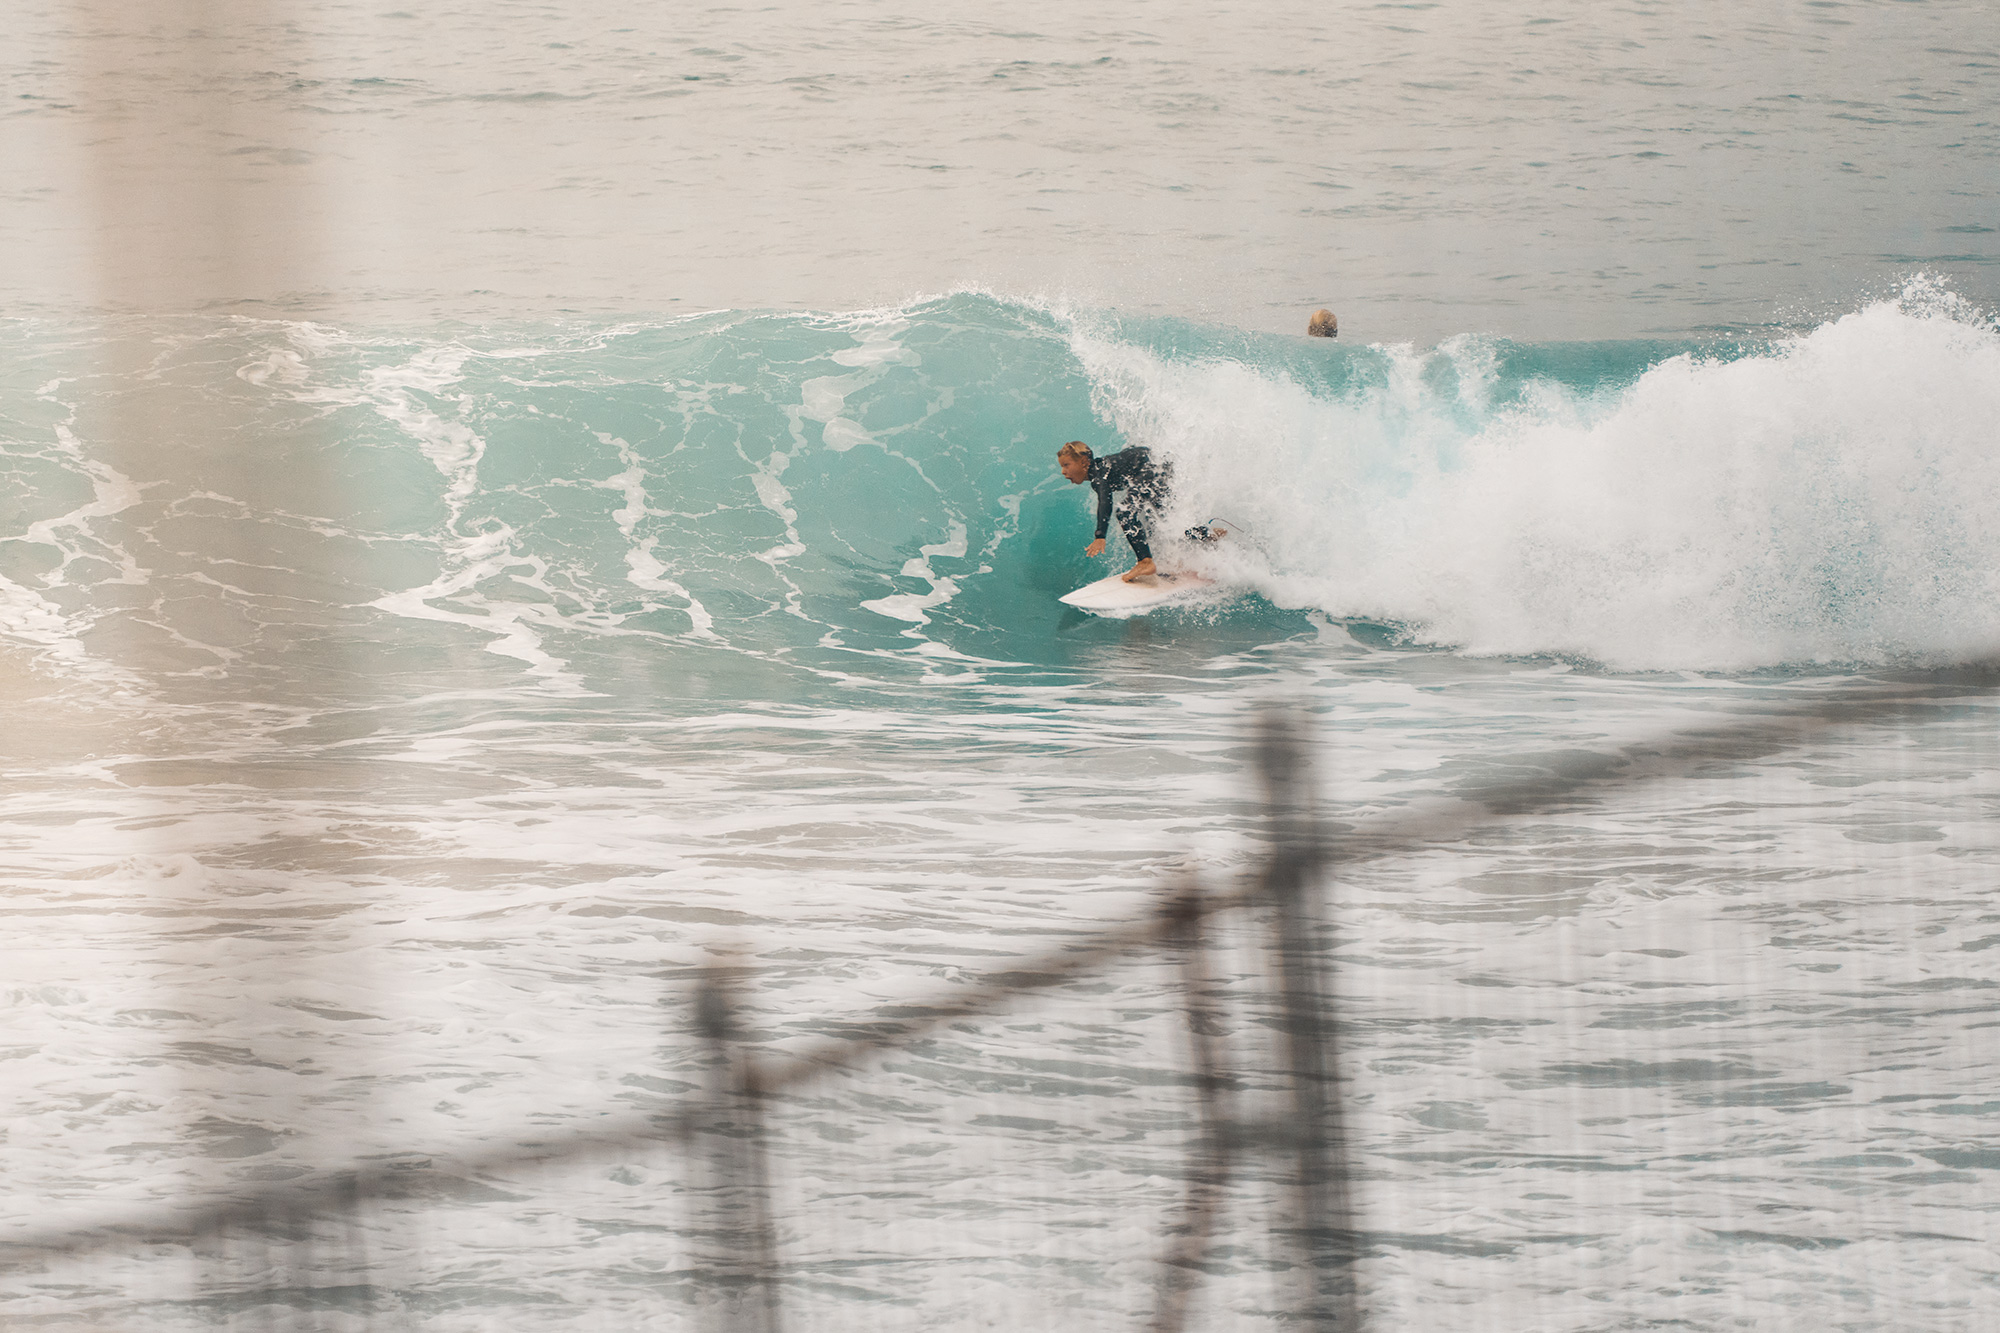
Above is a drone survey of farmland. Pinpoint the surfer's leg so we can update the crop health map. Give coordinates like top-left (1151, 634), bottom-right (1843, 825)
top-left (1118, 505), bottom-right (1157, 581)
top-left (1116, 505), bottom-right (1154, 560)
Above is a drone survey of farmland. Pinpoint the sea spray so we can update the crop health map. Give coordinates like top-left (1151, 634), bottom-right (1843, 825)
top-left (1078, 278), bottom-right (2000, 669)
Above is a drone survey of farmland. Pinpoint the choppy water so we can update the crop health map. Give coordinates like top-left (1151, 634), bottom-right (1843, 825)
top-left (8, 0), bottom-right (2000, 1328)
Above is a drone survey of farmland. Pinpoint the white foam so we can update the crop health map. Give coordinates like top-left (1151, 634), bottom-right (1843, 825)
top-left (0, 395), bottom-right (150, 686)
top-left (235, 348), bottom-right (308, 387)
top-left (22, 427), bottom-right (147, 586)
top-left (793, 319), bottom-right (917, 454)
top-left (862, 521), bottom-right (968, 625)
top-left (594, 431), bottom-right (719, 639)
top-left (0, 575), bottom-right (96, 671)
top-left (248, 332), bottom-right (593, 690)
top-left (1073, 279), bottom-right (2000, 670)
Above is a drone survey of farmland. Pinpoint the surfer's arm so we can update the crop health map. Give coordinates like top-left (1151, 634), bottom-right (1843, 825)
top-left (1093, 483), bottom-right (1114, 542)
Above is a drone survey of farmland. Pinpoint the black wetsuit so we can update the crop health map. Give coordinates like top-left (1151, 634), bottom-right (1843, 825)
top-left (1088, 446), bottom-right (1172, 561)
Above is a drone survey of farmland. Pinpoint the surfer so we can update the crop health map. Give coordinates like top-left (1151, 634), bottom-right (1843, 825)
top-left (1057, 440), bottom-right (1171, 582)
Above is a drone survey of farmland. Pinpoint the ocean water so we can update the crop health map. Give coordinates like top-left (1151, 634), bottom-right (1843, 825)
top-left (7, 1), bottom-right (2000, 1330)
top-left (6, 0), bottom-right (1998, 335)
top-left (7, 284), bottom-right (2000, 1330)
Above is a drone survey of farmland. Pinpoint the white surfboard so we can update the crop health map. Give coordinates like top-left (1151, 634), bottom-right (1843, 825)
top-left (1059, 570), bottom-right (1216, 615)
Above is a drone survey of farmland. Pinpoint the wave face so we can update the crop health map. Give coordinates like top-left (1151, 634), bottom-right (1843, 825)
top-left (4, 280), bottom-right (1999, 700)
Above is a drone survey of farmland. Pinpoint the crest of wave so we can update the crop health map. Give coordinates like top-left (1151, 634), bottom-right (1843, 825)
top-left (1071, 278), bottom-right (2000, 671)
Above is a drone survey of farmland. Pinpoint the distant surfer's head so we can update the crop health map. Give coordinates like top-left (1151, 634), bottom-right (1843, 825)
top-left (1308, 308), bottom-right (1338, 338)
top-left (1056, 441), bottom-right (1092, 483)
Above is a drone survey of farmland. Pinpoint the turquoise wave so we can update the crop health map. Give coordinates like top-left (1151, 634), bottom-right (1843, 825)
top-left (3, 282), bottom-right (1999, 704)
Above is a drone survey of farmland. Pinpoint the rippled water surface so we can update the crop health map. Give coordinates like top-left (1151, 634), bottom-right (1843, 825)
top-left (5, 293), bottom-right (2000, 1328)
top-left (7, 2), bottom-right (2000, 1329)
top-left (4, 0), bottom-right (1997, 335)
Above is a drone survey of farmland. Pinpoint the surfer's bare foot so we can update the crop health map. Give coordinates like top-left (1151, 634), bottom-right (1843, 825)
top-left (1121, 558), bottom-right (1157, 583)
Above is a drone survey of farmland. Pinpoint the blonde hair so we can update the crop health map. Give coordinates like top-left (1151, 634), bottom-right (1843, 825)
top-left (1056, 441), bottom-right (1093, 465)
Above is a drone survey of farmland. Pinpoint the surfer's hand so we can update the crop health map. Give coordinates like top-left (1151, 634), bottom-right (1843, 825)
top-left (1085, 539), bottom-right (1106, 557)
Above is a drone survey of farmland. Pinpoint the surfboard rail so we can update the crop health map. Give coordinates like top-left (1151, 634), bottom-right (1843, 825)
top-left (1059, 570), bottom-right (1217, 615)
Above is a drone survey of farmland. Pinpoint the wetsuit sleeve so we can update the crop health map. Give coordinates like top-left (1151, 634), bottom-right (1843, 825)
top-left (1093, 481), bottom-right (1113, 540)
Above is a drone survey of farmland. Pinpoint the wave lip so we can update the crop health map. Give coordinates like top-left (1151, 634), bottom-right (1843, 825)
top-left (1076, 279), bottom-right (2000, 671)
